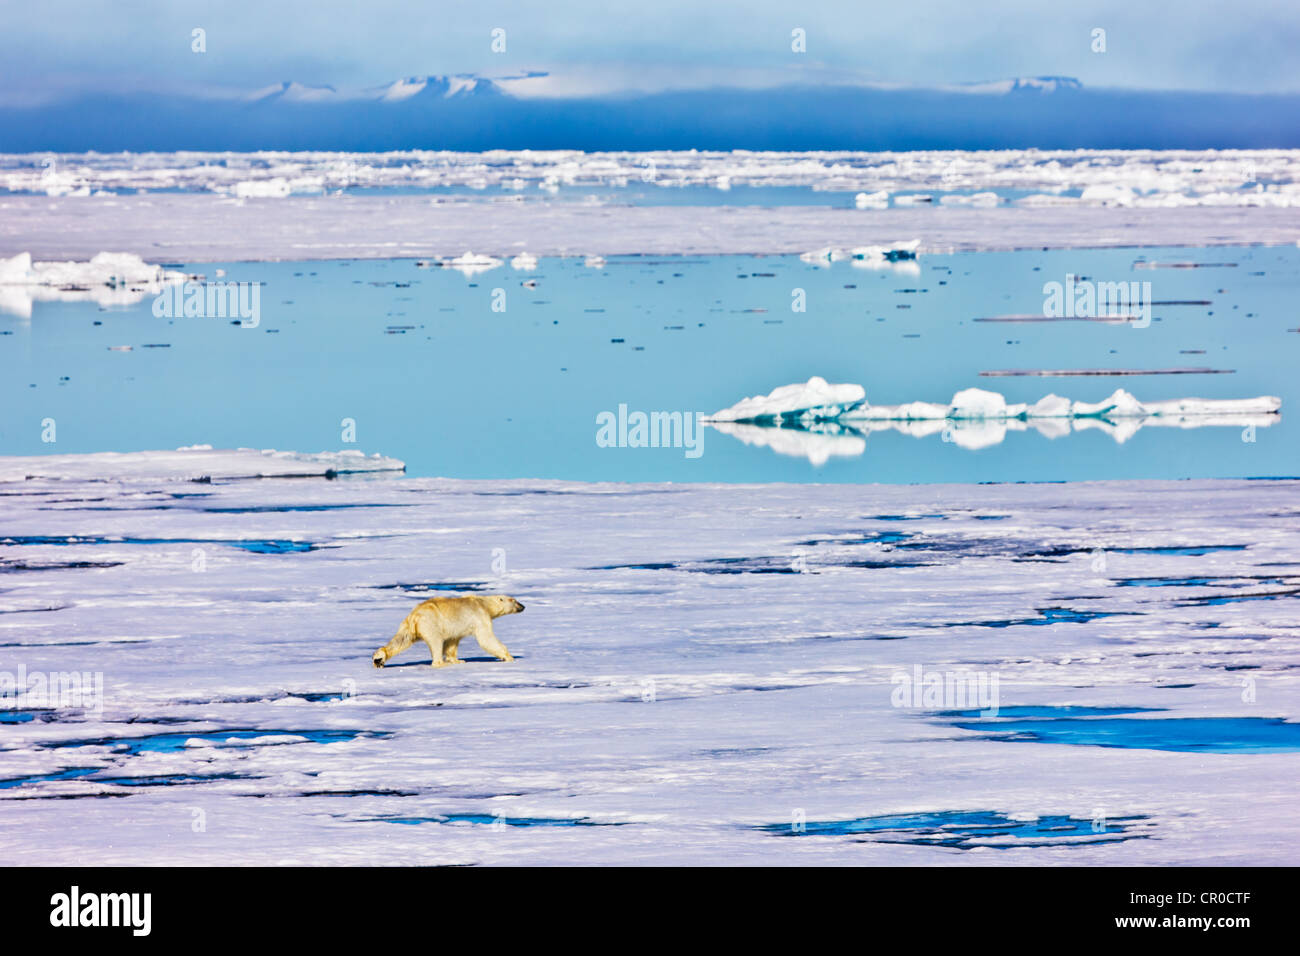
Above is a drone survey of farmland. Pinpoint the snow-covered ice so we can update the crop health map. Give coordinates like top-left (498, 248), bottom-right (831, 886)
top-left (0, 452), bottom-right (1296, 864)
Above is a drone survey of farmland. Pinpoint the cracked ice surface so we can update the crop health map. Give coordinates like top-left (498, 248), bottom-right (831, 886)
top-left (0, 456), bottom-right (1296, 864)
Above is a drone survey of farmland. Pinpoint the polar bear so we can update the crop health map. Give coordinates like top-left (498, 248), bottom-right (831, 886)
top-left (373, 594), bottom-right (524, 668)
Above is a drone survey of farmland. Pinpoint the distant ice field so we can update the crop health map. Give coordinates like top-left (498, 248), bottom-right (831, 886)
top-left (2, 247), bottom-right (1297, 484)
top-left (4, 149), bottom-right (1299, 205)
top-left (1, 465), bottom-right (1296, 864)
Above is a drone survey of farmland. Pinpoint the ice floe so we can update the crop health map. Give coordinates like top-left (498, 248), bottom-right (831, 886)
top-left (0, 459), bottom-right (1295, 863)
top-left (0, 447), bottom-right (405, 483)
top-left (0, 251), bottom-right (193, 319)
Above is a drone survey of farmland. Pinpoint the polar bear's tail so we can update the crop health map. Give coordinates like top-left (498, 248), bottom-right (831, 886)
top-left (373, 620), bottom-right (413, 668)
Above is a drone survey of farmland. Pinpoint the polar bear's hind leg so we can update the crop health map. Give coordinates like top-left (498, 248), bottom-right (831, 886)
top-left (443, 634), bottom-right (466, 665)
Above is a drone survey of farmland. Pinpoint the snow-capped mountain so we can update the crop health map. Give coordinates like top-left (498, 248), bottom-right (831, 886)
top-left (1006, 75), bottom-right (1083, 94)
top-left (246, 81), bottom-right (339, 103)
top-left (373, 75), bottom-right (505, 103)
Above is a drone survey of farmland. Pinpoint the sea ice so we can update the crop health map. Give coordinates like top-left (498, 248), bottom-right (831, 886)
top-left (0, 454), bottom-right (1294, 864)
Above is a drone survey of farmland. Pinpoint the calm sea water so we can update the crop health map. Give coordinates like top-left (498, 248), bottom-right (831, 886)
top-left (3, 246), bottom-right (1296, 483)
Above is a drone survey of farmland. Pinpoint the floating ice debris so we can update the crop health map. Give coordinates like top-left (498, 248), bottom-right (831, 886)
top-left (706, 379), bottom-right (1281, 458)
top-left (583, 255), bottom-right (606, 268)
top-left (0, 447), bottom-right (406, 483)
top-left (854, 190), bottom-right (890, 209)
top-left (510, 252), bottom-right (538, 270)
top-left (851, 239), bottom-right (920, 262)
top-left (801, 241), bottom-right (920, 269)
top-left (438, 251), bottom-right (502, 277)
top-left (893, 194), bottom-right (933, 206)
top-left (0, 251), bottom-right (193, 318)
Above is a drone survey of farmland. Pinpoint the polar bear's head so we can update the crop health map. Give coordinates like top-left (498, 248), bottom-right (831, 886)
top-left (484, 594), bottom-right (525, 617)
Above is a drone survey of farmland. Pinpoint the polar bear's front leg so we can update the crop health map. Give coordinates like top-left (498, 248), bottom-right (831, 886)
top-left (473, 621), bottom-right (514, 662)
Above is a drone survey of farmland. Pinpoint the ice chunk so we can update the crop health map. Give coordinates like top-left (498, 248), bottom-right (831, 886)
top-left (706, 376), bottom-right (866, 423)
top-left (441, 251), bottom-right (502, 277)
top-left (510, 252), bottom-right (538, 270)
top-left (854, 191), bottom-right (890, 209)
top-left (949, 387), bottom-right (1008, 419)
top-left (0, 251), bottom-right (34, 284)
top-left (1071, 388), bottom-right (1146, 418)
top-left (1028, 393), bottom-right (1072, 418)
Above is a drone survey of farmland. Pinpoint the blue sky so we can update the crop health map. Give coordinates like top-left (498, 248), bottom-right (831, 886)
top-left (3, 0), bottom-right (1298, 103)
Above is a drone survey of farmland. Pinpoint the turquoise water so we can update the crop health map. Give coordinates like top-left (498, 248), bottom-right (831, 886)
top-left (2, 246), bottom-right (1296, 483)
